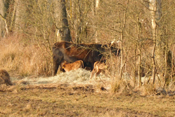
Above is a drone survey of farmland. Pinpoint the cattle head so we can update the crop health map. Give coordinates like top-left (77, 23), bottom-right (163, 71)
top-left (61, 61), bottom-right (68, 69)
top-left (52, 46), bottom-right (64, 75)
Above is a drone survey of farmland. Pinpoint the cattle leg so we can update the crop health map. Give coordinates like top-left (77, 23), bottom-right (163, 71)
top-left (53, 61), bottom-right (59, 76)
top-left (94, 69), bottom-right (105, 84)
top-left (103, 70), bottom-right (110, 78)
top-left (95, 70), bottom-right (100, 77)
top-left (90, 69), bottom-right (96, 79)
top-left (52, 48), bottom-right (64, 75)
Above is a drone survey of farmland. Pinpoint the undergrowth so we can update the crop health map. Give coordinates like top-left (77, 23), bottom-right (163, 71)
top-left (0, 36), bottom-right (52, 77)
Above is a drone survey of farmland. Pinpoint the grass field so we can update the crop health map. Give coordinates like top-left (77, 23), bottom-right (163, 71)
top-left (0, 69), bottom-right (175, 117)
top-left (0, 82), bottom-right (175, 117)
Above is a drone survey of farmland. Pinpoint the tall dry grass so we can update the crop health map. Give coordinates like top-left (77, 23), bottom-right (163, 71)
top-left (0, 36), bottom-right (52, 77)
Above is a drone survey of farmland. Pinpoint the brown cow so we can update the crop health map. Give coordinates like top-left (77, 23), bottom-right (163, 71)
top-left (52, 41), bottom-right (120, 75)
top-left (61, 60), bottom-right (84, 72)
top-left (90, 61), bottom-right (108, 79)
top-left (0, 69), bottom-right (13, 86)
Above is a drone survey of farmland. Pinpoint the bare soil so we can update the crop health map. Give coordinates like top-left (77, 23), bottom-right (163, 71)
top-left (0, 83), bottom-right (175, 117)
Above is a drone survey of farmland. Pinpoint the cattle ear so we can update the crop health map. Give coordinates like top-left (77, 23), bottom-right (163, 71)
top-left (64, 60), bottom-right (67, 63)
top-left (62, 61), bottom-right (66, 64)
top-left (61, 63), bottom-right (65, 68)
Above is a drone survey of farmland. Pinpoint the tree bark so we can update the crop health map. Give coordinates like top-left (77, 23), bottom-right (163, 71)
top-left (137, 17), bottom-right (142, 87)
top-left (0, 0), bottom-right (5, 38)
top-left (155, 0), bottom-right (163, 83)
top-left (149, 0), bottom-right (157, 84)
top-left (94, 0), bottom-right (99, 43)
top-left (14, 0), bottom-right (26, 34)
top-left (149, 0), bottom-right (162, 85)
top-left (54, 0), bottom-right (71, 42)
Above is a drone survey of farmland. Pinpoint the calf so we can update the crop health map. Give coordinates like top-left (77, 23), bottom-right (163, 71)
top-left (61, 60), bottom-right (84, 72)
top-left (90, 61), bottom-right (108, 79)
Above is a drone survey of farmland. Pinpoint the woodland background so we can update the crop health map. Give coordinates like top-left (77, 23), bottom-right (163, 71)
top-left (0, 0), bottom-right (175, 88)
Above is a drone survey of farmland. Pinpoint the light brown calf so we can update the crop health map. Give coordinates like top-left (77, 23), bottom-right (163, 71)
top-left (90, 61), bottom-right (108, 79)
top-left (61, 60), bottom-right (84, 72)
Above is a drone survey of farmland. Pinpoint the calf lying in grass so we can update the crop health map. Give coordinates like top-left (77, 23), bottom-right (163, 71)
top-left (61, 60), bottom-right (84, 72)
top-left (90, 61), bottom-right (108, 79)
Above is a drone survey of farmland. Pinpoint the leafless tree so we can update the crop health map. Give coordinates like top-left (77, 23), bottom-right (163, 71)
top-left (54, 0), bottom-right (71, 42)
top-left (0, 0), bottom-right (8, 38)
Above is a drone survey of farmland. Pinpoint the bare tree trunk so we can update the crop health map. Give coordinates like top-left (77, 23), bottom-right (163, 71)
top-left (119, 11), bottom-right (126, 80)
top-left (14, 0), bottom-right (26, 34)
top-left (92, 0), bottom-right (99, 43)
top-left (54, 0), bottom-right (71, 42)
top-left (0, 0), bottom-right (5, 38)
top-left (70, 0), bottom-right (78, 43)
top-left (119, 0), bottom-right (129, 80)
top-left (137, 17), bottom-right (142, 87)
top-left (133, 45), bottom-right (137, 86)
top-left (152, 42), bottom-right (156, 84)
top-left (94, 0), bottom-right (99, 43)
top-left (171, 46), bottom-right (174, 84)
top-left (138, 45), bottom-right (142, 86)
top-left (9, 0), bottom-right (16, 32)
top-left (155, 0), bottom-right (163, 84)
top-left (77, 0), bottom-right (83, 43)
top-left (149, 0), bottom-right (157, 84)
top-left (53, 0), bottom-right (61, 42)
top-left (61, 0), bottom-right (71, 42)
top-left (163, 27), bottom-right (168, 87)
top-left (119, 27), bottom-right (124, 80)
top-left (92, 0), bottom-right (96, 43)
top-left (149, 0), bottom-right (162, 85)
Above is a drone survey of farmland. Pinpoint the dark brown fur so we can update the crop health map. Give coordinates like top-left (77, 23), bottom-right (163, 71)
top-left (0, 69), bottom-right (13, 86)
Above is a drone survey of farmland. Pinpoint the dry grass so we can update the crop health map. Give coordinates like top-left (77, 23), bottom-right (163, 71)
top-left (1, 36), bottom-right (175, 96)
top-left (0, 36), bottom-right (52, 77)
top-left (0, 83), bottom-right (175, 117)
top-left (1, 36), bottom-right (175, 116)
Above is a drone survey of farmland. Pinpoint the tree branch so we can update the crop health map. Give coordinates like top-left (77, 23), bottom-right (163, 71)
top-left (0, 14), bottom-right (9, 37)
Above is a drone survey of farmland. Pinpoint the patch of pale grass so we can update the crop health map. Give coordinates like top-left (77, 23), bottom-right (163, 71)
top-left (23, 68), bottom-right (107, 84)
top-left (17, 68), bottom-right (111, 91)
